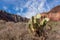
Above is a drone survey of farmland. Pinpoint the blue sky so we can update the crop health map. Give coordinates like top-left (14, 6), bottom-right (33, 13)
top-left (0, 0), bottom-right (60, 18)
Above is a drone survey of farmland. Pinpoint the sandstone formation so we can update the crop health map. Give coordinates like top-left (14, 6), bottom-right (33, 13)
top-left (40, 6), bottom-right (60, 21)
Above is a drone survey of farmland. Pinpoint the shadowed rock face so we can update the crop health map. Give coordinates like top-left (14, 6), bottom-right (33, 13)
top-left (0, 10), bottom-right (29, 22)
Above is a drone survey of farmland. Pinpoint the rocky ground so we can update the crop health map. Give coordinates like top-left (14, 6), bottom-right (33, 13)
top-left (45, 21), bottom-right (60, 40)
top-left (0, 20), bottom-right (60, 40)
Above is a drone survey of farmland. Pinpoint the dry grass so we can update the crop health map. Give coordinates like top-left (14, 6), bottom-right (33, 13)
top-left (0, 20), bottom-right (38, 40)
top-left (0, 20), bottom-right (60, 40)
top-left (45, 21), bottom-right (60, 40)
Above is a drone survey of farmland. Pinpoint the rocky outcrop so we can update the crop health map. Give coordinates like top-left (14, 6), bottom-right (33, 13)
top-left (40, 5), bottom-right (60, 21)
top-left (0, 10), bottom-right (29, 22)
top-left (47, 5), bottom-right (60, 21)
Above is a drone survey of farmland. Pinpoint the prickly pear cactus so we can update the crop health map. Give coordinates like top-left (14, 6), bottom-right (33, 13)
top-left (28, 14), bottom-right (50, 37)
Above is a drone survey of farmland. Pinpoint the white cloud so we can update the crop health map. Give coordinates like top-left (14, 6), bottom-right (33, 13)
top-left (38, 0), bottom-right (46, 11)
top-left (20, 8), bottom-right (23, 13)
top-left (16, 12), bottom-right (21, 15)
top-left (24, 12), bottom-right (37, 18)
top-left (1, 0), bottom-right (51, 18)
top-left (3, 6), bottom-right (7, 10)
top-left (14, 7), bottom-right (19, 11)
top-left (45, 2), bottom-right (50, 11)
top-left (23, 0), bottom-right (47, 18)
